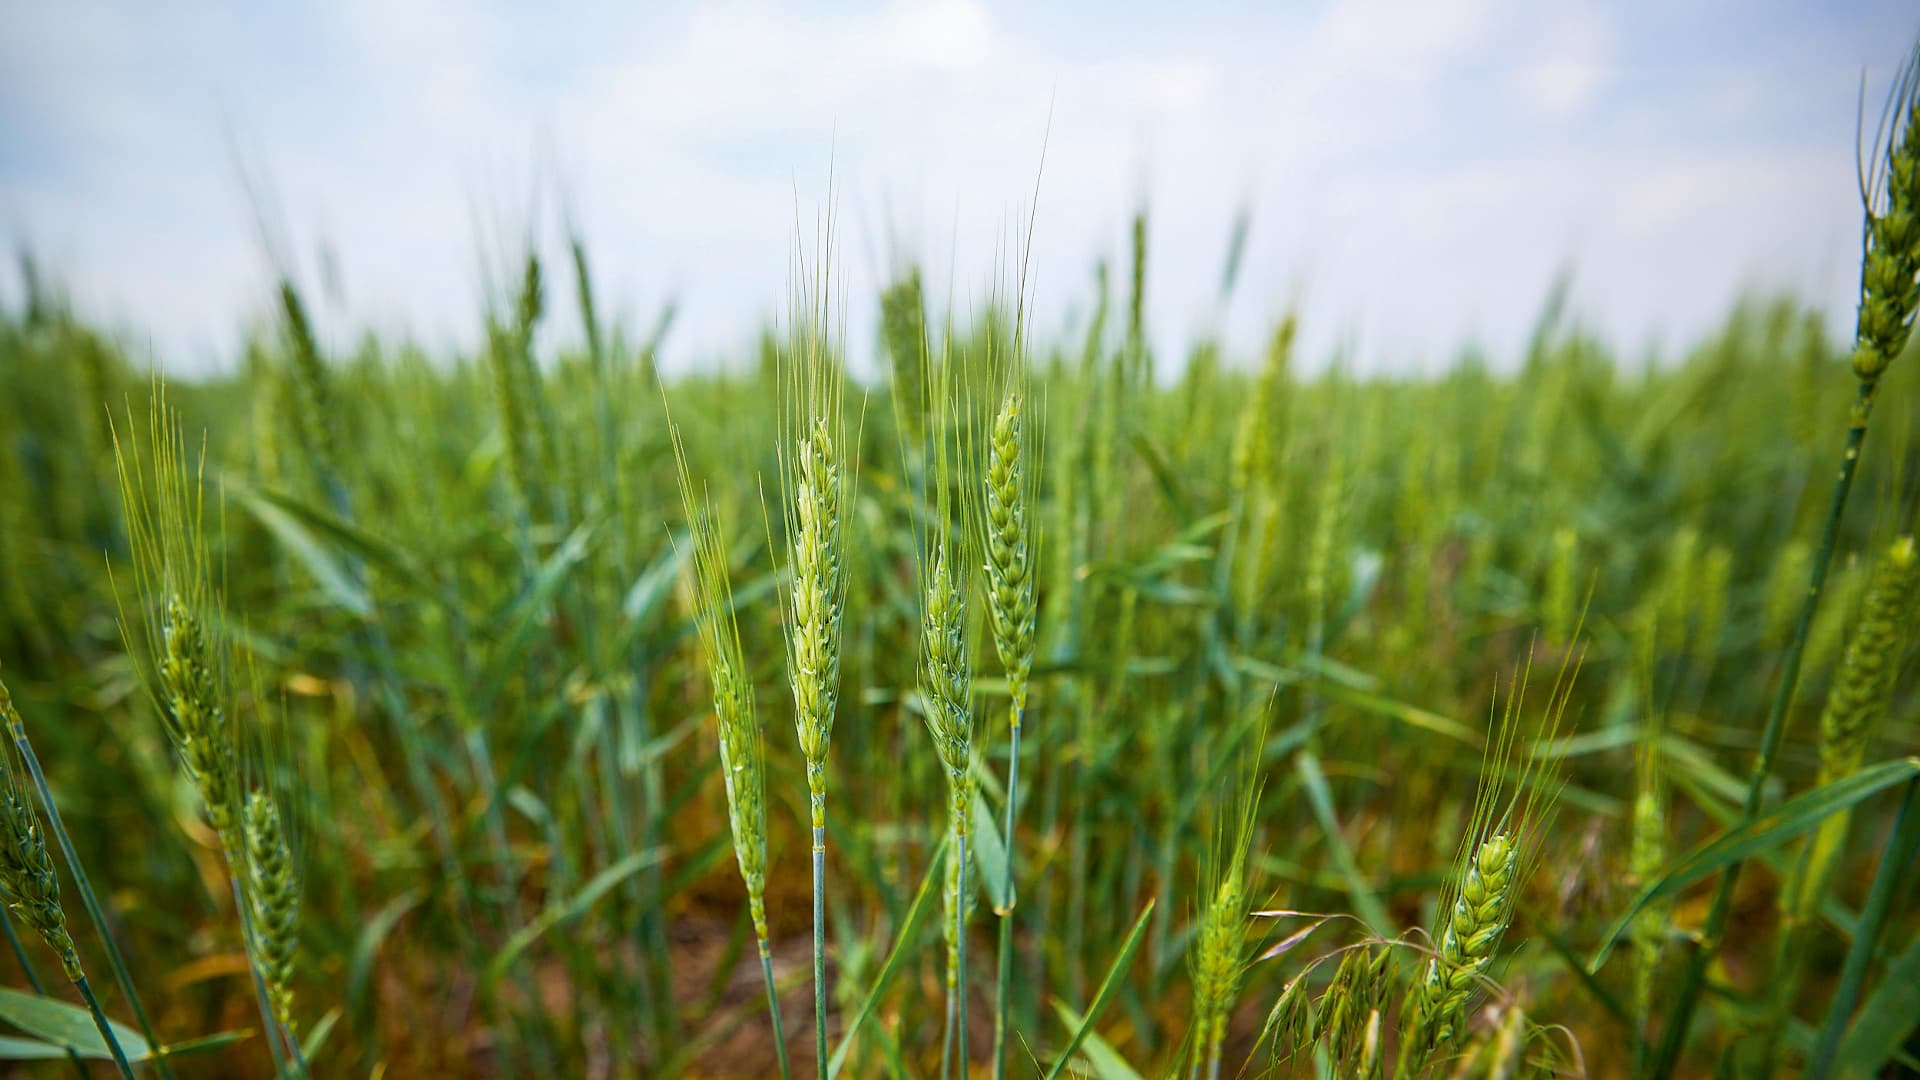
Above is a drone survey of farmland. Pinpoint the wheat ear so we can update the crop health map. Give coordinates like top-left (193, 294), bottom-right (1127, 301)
top-left (776, 205), bottom-right (851, 1079)
top-left (921, 544), bottom-right (975, 1080)
top-left (112, 391), bottom-right (287, 1075)
top-left (243, 791), bottom-right (301, 1035)
top-left (669, 413), bottom-right (790, 1079)
top-left (1400, 656), bottom-right (1575, 1075)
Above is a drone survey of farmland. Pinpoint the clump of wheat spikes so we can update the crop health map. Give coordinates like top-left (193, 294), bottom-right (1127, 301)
top-left (110, 392), bottom-right (310, 1076)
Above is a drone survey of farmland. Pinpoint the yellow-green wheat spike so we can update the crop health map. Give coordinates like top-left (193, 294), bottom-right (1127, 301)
top-left (1850, 69), bottom-right (1920, 386)
top-left (1544, 526), bottom-right (1577, 647)
top-left (789, 417), bottom-right (845, 828)
top-left (0, 733), bottom-right (79, 982)
top-left (921, 545), bottom-right (974, 1008)
top-left (111, 389), bottom-right (242, 849)
top-left (983, 389), bottom-right (1036, 714)
top-left (1628, 734), bottom-right (1667, 1042)
top-left (922, 544), bottom-right (974, 803)
top-left (1415, 831), bottom-right (1518, 1050)
top-left (669, 411), bottom-right (790, 1078)
top-left (1692, 544), bottom-right (1733, 666)
top-left (1400, 656), bottom-right (1575, 1074)
top-left (1657, 526), bottom-right (1699, 654)
top-left (1304, 442), bottom-right (1345, 652)
top-left (1228, 318), bottom-right (1293, 639)
top-left (883, 266), bottom-right (931, 446)
top-left (1189, 754), bottom-right (1263, 1080)
top-left (243, 789), bottom-right (301, 1034)
top-left (775, 199), bottom-right (851, 1080)
top-left (277, 281), bottom-right (338, 483)
top-left (1190, 854), bottom-right (1247, 1079)
top-left (1789, 535), bottom-right (1917, 918)
top-left (672, 433), bottom-right (772, 943)
top-left (1764, 539), bottom-right (1813, 645)
top-left (922, 536), bottom-right (976, 1080)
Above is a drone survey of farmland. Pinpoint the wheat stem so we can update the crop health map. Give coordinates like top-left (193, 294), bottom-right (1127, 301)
top-left (6, 725), bottom-right (171, 1080)
top-left (1663, 55), bottom-right (1920, 1071)
top-left (956, 826), bottom-right (970, 1080)
top-left (992, 706), bottom-right (1021, 1080)
top-left (1629, 734), bottom-right (1666, 1078)
top-left (1761, 536), bottom-right (1916, 1074)
top-left (758, 941), bottom-right (792, 1080)
top-left (982, 376), bottom-right (1035, 1080)
top-left (812, 822), bottom-right (828, 1078)
top-left (72, 973), bottom-right (136, 1079)
top-left (0, 910), bottom-right (88, 1078)
top-left (943, 966), bottom-right (956, 1080)
top-left (1805, 776), bottom-right (1920, 1080)
top-left (1653, 386), bottom-right (1874, 1075)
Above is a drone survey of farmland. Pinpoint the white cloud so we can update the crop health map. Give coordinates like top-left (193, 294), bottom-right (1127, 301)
top-left (1138, 60), bottom-right (1217, 113)
top-left (1525, 57), bottom-right (1610, 118)
top-left (889, 0), bottom-right (994, 71)
top-left (1516, 5), bottom-right (1616, 119)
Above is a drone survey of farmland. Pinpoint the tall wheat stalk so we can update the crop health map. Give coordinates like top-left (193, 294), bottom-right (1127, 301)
top-left (982, 189), bottom-right (1045, 1080)
top-left (1653, 50), bottom-right (1920, 1074)
top-left (1755, 535), bottom-right (1916, 1074)
top-left (669, 412), bottom-right (791, 1079)
top-left (921, 543), bottom-right (975, 1080)
top-left (111, 390), bottom-right (305, 1076)
top-left (775, 200), bottom-right (853, 1079)
top-left (908, 279), bottom-right (986, 1079)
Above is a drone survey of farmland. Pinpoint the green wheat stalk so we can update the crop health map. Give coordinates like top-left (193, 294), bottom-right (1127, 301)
top-left (1653, 47), bottom-right (1920, 1071)
top-left (669, 413), bottom-right (791, 1079)
top-left (110, 390), bottom-right (294, 1075)
top-left (774, 198), bottom-right (853, 1080)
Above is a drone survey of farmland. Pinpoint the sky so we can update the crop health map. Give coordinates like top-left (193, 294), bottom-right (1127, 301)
top-left (2, 0), bottom-right (1917, 377)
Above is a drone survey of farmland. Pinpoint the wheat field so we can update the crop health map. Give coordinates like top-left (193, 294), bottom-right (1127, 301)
top-left (2, 34), bottom-right (1920, 1080)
